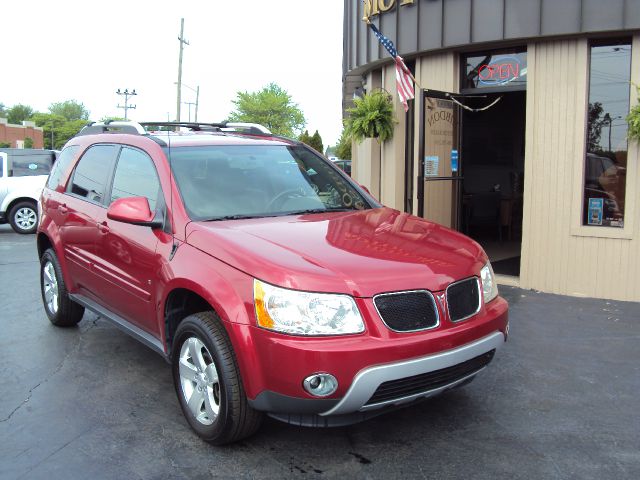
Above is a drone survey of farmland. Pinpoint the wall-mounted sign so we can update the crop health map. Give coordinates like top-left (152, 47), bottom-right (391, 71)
top-left (463, 51), bottom-right (527, 91)
top-left (363, 0), bottom-right (414, 20)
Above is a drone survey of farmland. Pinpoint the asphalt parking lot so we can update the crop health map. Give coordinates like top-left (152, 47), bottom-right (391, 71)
top-left (1, 224), bottom-right (639, 480)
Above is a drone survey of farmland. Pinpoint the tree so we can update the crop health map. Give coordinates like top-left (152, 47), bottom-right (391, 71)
top-left (587, 102), bottom-right (607, 152)
top-left (309, 130), bottom-right (323, 153)
top-left (24, 137), bottom-right (34, 148)
top-left (335, 128), bottom-right (352, 160)
top-left (227, 83), bottom-right (306, 137)
top-left (0, 103), bottom-right (6, 117)
top-left (31, 112), bottom-right (78, 150)
top-left (7, 104), bottom-right (34, 125)
top-left (49, 100), bottom-right (90, 121)
top-left (298, 129), bottom-right (312, 145)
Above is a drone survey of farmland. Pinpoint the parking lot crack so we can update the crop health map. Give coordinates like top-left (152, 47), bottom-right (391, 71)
top-left (0, 318), bottom-right (99, 424)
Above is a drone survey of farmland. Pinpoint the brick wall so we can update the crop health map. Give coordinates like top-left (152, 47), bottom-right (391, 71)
top-left (0, 119), bottom-right (44, 148)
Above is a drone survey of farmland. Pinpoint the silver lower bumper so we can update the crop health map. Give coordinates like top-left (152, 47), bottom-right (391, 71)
top-left (320, 331), bottom-right (505, 416)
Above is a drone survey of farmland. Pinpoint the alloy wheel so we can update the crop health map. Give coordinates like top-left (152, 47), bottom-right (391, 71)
top-left (178, 337), bottom-right (221, 425)
top-left (15, 207), bottom-right (37, 231)
top-left (43, 261), bottom-right (59, 315)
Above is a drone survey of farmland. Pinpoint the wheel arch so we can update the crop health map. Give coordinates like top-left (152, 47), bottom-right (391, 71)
top-left (5, 196), bottom-right (38, 216)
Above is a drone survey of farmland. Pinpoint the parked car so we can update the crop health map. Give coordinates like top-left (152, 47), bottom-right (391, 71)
top-left (37, 121), bottom-right (508, 444)
top-left (334, 159), bottom-right (352, 176)
top-left (0, 148), bottom-right (56, 233)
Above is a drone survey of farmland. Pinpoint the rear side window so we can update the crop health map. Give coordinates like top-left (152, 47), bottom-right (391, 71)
top-left (69, 145), bottom-right (119, 204)
top-left (47, 146), bottom-right (79, 189)
top-left (110, 147), bottom-right (161, 211)
top-left (11, 153), bottom-right (54, 177)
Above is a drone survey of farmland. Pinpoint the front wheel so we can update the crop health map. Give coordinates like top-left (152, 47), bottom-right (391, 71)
top-left (172, 311), bottom-right (263, 445)
top-left (9, 201), bottom-right (38, 234)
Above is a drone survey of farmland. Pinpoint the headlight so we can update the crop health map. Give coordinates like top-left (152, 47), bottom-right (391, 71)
top-left (254, 279), bottom-right (365, 335)
top-left (480, 262), bottom-right (499, 304)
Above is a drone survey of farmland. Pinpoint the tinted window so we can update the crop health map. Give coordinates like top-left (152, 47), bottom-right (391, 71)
top-left (47, 146), bottom-right (79, 189)
top-left (110, 147), bottom-right (161, 211)
top-left (70, 145), bottom-right (119, 204)
top-left (582, 40), bottom-right (631, 228)
top-left (11, 153), bottom-right (54, 177)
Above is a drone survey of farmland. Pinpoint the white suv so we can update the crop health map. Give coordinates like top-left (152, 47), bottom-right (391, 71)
top-left (0, 149), bottom-right (56, 234)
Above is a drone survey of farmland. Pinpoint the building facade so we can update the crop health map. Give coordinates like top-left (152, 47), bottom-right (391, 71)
top-left (343, 0), bottom-right (640, 301)
top-left (0, 119), bottom-right (44, 149)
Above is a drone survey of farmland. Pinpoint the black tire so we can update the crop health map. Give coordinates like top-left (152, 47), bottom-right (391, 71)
top-left (172, 311), bottom-right (263, 445)
top-left (40, 248), bottom-right (85, 326)
top-left (8, 200), bottom-right (38, 234)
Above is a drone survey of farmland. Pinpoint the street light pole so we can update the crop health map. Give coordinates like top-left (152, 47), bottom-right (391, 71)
top-left (174, 81), bottom-right (199, 122)
top-left (195, 85), bottom-right (200, 122)
top-left (176, 18), bottom-right (189, 122)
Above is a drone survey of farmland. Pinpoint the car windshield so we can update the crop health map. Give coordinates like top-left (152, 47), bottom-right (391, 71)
top-left (167, 145), bottom-right (369, 220)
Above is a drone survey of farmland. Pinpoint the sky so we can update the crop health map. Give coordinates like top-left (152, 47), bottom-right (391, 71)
top-left (1, 0), bottom-right (345, 145)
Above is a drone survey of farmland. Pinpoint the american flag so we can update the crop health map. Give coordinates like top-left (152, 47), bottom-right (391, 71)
top-left (368, 22), bottom-right (415, 112)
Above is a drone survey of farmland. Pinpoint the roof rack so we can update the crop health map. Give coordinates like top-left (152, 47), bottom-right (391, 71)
top-left (77, 120), bottom-right (147, 136)
top-left (75, 120), bottom-right (273, 138)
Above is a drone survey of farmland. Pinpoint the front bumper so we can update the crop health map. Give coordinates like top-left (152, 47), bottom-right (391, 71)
top-left (321, 331), bottom-right (504, 416)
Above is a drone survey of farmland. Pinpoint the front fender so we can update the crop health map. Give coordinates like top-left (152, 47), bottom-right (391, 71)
top-left (157, 243), bottom-right (265, 398)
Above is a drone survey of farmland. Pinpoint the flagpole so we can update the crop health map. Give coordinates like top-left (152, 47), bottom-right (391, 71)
top-left (362, 13), bottom-right (424, 91)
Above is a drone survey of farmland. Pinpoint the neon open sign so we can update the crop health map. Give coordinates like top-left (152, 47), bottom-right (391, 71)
top-left (478, 57), bottom-right (522, 86)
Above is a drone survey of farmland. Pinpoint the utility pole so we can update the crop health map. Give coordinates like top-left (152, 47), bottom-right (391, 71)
top-left (116, 88), bottom-right (137, 120)
top-left (176, 18), bottom-right (189, 122)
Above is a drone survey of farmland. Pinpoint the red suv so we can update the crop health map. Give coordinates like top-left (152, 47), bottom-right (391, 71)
top-left (38, 121), bottom-right (508, 444)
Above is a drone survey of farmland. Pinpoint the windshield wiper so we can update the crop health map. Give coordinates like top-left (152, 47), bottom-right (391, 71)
top-left (282, 207), bottom-right (357, 216)
top-left (202, 214), bottom-right (268, 222)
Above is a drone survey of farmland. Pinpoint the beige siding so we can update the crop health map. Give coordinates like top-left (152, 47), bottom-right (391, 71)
top-left (521, 36), bottom-right (640, 301)
top-left (380, 63), bottom-right (407, 210)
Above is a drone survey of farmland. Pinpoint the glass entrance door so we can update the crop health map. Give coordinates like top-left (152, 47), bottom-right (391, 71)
top-left (418, 90), bottom-right (462, 230)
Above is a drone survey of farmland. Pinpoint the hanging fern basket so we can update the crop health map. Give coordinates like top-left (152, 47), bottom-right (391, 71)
top-left (344, 90), bottom-right (396, 143)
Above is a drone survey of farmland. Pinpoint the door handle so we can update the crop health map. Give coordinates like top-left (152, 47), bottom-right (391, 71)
top-left (97, 222), bottom-right (110, 234)
top-left (58, 204), bottom-right (68, 214)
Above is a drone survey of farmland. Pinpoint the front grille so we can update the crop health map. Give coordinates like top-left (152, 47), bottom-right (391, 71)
top-left (365, 350), bottom-right (495, 406)
top-left (373, 291), bottom-right (439, 332)
top-left (447, 277), bottom-right (481, 322)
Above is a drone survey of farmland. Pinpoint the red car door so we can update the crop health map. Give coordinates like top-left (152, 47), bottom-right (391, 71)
top-left (91, 146), bottom-right (166, 335)
top-left (58, 145), bottom-right (119, 302)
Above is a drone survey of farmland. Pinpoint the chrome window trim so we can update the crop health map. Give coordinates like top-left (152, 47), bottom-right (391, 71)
top-left (446, 276), bottom-right (482, 323)
top-left (373, 289), bottom-right (440, 333)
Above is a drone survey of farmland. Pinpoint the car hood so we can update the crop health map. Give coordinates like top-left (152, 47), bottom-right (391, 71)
top-left (185, 207), bottom-right (487, 297)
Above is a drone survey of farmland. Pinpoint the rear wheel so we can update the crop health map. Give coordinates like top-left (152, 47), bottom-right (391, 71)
top-left (172, 311), bottom-right (263, 445)
top-left (40, 248), bottom-right (84, 326)
top-left (9, 201), bottom-right (38, 234)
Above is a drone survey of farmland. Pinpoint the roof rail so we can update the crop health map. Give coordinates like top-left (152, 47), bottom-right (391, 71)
top-left (77, 120), bottom-right (147, 136)
top-left (223, 123), bottom-right (272, 134)
top-left (75, 120), bottom-right (273, 137)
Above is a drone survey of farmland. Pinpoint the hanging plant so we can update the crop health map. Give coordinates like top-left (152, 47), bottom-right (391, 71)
top-left (344, 90), bottom-right (396, 143)
top-left (627, 84), bottom-right (640, 142)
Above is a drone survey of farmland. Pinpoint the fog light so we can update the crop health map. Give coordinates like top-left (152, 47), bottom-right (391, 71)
top-left (303, 373), bottom-right (338, 397)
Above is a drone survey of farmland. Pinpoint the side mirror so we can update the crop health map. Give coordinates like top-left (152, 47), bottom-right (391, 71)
top-left (107, 197), bottom-right (162, 228)
top-left (359, 184), bottom-right (371, 195)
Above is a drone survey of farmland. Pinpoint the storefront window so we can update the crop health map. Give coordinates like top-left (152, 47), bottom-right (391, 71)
top-left (462, 51), bottom-right (527, 91)
top-left (583, 40), bottom-right (631, 228)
